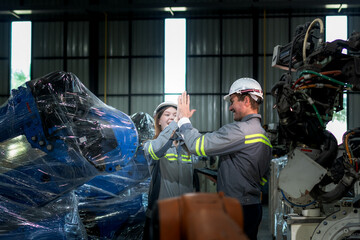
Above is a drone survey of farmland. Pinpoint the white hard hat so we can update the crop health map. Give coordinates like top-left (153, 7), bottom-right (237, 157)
top-left (223, 78), bottom-right (263, 102)
top-left (153, 101), bottom-right (177, 117)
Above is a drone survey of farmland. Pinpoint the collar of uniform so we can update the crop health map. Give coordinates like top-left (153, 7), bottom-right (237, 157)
top-left (240, 113), bottom-right (262, 122)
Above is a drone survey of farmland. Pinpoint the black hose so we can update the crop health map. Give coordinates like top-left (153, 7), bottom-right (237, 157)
top-left (310, 175), bottom-right (353, 203)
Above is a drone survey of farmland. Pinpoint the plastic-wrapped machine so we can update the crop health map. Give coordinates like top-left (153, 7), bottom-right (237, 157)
top-left (130, 112), bottom-right (155, 145)
top-left (0, 71), bottom-right (138, 239)
top-left (75, 112), bottom-right (155, 239)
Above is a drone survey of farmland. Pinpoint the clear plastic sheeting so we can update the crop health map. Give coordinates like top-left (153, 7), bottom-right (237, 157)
top-left (74, 112), bottom-right (155, 239)
top-left (0, 190), bottom-right (87, 240)
top-left (270, 155), bottom-right (290, 240)
top-left (130, 112), bottom-right (155, 145)
top-left (0, 71), bottom-right (142, 239)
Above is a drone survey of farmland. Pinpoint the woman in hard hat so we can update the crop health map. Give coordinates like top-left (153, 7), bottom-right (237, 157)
top-left (142, 101), bottom-right (195, 240)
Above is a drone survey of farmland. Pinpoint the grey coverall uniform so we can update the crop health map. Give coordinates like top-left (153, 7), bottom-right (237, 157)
top-left (143, 121), bottom-right (194, 216)
top-left (178, 113), bottom-right (272, 206)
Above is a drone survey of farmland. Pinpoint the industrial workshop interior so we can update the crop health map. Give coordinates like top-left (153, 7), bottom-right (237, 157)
top-left (1, 0), bottom-right (360, 239)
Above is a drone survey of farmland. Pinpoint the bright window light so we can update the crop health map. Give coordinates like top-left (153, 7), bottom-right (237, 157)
top-left (325, 16), bottom-right (347, 144)
top-left (11, 21), bottom-right (32, 90)
top-left (164, 18), bottom-right (186, 102)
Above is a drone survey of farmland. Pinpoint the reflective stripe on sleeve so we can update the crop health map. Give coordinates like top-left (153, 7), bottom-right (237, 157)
top-left (260, 177), bottom-right (268, 186)
top-left (195, 137), bottom-right (201, 156)
top-left (181, 154), bottom-right (191, 162)
top-left (245, 134), bottom-right (272, 148)
top-left (148, 143), bottom-right (159, 160)
top-left (165, 153), bottom-right (178, 161)
top-left (195, 136), bottom-right (207, 157)
top-left (200, 136), bottom-right (206, 156)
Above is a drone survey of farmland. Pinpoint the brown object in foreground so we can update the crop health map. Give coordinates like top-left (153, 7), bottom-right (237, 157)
top-left (157, 192), bottom-right (248, 240)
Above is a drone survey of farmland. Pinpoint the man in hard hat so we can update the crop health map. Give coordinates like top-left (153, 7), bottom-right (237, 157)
top-left (176, 78), bottom-right (272, 240)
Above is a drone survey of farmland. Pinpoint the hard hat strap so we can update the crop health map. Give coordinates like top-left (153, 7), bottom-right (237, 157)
top-left (236, 89), bottom-right (263, 95)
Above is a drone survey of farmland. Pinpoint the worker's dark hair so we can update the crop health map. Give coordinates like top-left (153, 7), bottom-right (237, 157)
top-left (236, 93), bottom-right (259, 111)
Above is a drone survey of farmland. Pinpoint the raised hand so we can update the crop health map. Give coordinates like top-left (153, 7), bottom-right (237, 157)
top-left (177, 91), bottom-right (196, 119)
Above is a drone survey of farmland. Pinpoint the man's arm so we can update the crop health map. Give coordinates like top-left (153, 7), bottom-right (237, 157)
top-left (177, 92), bottom-right (248, 157)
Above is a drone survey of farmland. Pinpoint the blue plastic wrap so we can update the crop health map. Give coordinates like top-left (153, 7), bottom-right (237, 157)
top-left (0, 71), bottom-right (140, 239)
top-left (74, 112), bottom-right (154, 239)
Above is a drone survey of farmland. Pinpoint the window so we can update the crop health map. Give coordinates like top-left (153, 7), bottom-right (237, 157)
top-left (11, 21), bottom-right (32, 90)
top-left (325, 16), bottom-right (347, 144)
top-left (164, 18), bottom-right (186, 102)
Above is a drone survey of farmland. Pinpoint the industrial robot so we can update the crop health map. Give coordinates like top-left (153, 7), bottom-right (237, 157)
top-left (0, 71), bottom-right (143, 239)
top-left (271, 18), bottom-right (360, 239)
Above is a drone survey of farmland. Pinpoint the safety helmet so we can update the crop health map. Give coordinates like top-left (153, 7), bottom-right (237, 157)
top-left (153, 101), bottom-right (177, 117)
top-left (223, 78), bottom-right (263, 103)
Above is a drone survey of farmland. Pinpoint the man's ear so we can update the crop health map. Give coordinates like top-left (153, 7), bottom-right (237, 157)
top-left (244, 95), bottom-right (251, 105)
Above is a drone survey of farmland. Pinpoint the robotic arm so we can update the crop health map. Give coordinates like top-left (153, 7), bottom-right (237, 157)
top-left (271, 18), bottom-right (360, 239)
top-left (0, 71), bottom-right (138, 209)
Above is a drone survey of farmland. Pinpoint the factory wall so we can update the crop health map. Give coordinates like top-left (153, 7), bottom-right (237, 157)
top-left (0, 22), bottom-right (10, 105)
top-left (1, 12), bottom-right (360, 133)
top-left (348, 16), bottom-right (360, 130)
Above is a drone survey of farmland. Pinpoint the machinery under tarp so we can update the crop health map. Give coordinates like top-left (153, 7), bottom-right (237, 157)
top-left (0, 71), bottom-right (154, 239)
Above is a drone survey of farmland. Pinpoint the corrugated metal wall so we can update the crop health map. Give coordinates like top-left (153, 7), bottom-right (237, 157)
top-left (348, 16), bottom-right (360, 129)
top-left (32, 22), bottom-right (64, 79)
top-left (32, 21), bottom-right (89, 87)
top-left (258, 17), bottom-right (289, 125)
top-left (0, 22), bottom-right (10, 104)
top-left (186, 17), bottom-right (259, 131)
top-left (98, 19), bottom-right (164, 115)
top-left (1, 13), bottom-right (359, 131)
top-left (98, 20), bottom-right (130, 111)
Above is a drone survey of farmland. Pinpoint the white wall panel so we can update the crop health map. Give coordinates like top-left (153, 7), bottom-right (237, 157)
top-left (259, 18), bottom-right (289, 54)
top-left (106, 96), bottom-right (129, 114)
top-left (258, 56), bottom-right (283, 92)
top-left (0, 60), bottom-right (9, 97)
top-left (222, 99), bottom-right (233, 125)
top-left (187, 57), bottom-right (220, 93)
top-left (67, 59), bottom-right (89, 88)
top-left (99, 20), bottom-right (129, 57)
top-left (191, 95), bottom-right (221, 132)
top-left (131, 58), bottom-right (163, 94)
top-left (349, 16), bottom-right (360, 34)
top-left (222, 56), bottom-right (253, 93)
top-left (348, 16), bottom-right (360, 130)
top-left (187, 19), bottom-right (220, 55)
top-left (223, 18), bottom-right (252, 54)
top-left (98, 59), bottom-right (129, 95)
top-left (348, 94), bottom-right (360, 130)
top-left (33, 22), bottom-right (64, 57)
top-left (131, 96), bottom-right (163, 116)
top-left (132, 20), bottom-right (164, 56)
top-left (0, 23), bottom-right (9, 97)
top-left (32, 59), bottom-right (63, 79)
top-left (258, 55), bottom-right (287, 125)
top-left (0, 23), bottom-right (9, 58)
top-left (67, 21), bottom-right (89, 57)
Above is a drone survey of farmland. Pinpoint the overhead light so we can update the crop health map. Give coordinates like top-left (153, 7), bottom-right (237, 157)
top-left (164, 7), bottom-right (187, 16)
top-left (325, 4), bottom-right (348, 9)
top-left (12, 10), bottom-right (33, 15)
top-left (164, 7), bottom-right (187, 12)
